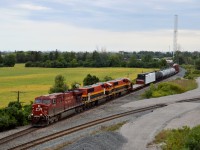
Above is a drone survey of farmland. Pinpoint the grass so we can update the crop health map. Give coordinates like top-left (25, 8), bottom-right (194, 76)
top-left (0, 64), bottom-right (155, 108)
top-left (168, 79), bottom-right (198, 91)
top-left (152, 126), bottom-right (200, 149)
top-left (142, 78), bottom-right (198, 99)
top-left (100, 121), bottom-right (127, 132)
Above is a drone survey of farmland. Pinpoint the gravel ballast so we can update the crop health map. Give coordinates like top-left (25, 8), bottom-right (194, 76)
top-left (62, 132), bottom-right (127, 150)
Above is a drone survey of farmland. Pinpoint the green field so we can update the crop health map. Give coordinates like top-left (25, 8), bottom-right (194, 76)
top-left (0, 64), bottom-right (155, 108)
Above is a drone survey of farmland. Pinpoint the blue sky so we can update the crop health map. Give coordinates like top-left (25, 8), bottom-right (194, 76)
top-left (0, 0), bottom-right (200, 51)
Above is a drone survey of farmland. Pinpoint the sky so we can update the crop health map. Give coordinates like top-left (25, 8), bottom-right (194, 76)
top-left (0, 0), bottom-right (200, 52)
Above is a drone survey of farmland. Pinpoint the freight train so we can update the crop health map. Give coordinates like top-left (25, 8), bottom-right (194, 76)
top-left (30, 64), bottom-right (179, 126)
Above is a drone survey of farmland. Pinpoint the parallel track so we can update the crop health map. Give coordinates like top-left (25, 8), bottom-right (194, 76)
top-left (0, 127), bottom-right (37, 145)
top-left (9, 104), bottom-right (166, 150)
top-left (177, 97), bottom-right (200, 103)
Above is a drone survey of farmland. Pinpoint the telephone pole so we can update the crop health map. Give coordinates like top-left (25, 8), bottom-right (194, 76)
top-left (11, 91), bottom-right (25, 103)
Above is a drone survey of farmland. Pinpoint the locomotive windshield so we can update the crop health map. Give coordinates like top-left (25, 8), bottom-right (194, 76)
top-left (35, 99), bottom-right (42, 104)
top-left (35, 99), bottom-right (51, 104)
top-left (43, 100), bottom-right (51, 104)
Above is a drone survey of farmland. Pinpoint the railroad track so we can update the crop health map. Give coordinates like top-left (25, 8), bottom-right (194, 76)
top-left (0, 127), bottom-right (37, 145)
top-left (9, 104), bottom-right (166, 150)
top-left (177, 97), bottom-right (200, 103)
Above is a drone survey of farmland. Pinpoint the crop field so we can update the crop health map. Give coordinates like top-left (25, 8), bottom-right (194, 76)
top-left (0, 64), bottom-right (155, 108)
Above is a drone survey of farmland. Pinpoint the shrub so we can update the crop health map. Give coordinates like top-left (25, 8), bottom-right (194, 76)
top-left (102, 76), bottom-right (113, 82)
top-left (142, 82), bottom-right (186, 99)
top-left (8, 101), bottom-right (22, 109)
top-left (0, 101), bottom-right (32, 132)
top-left (49, 75), bottom-right (69, 93)
top-left (83, 74), bottom-right (99, 86)
top-left (71, 82), bottom-right (81, 89)
top-left (185, 125), bottom-right (200, 149)
top-left (154, 126), bottom-right (200, 150)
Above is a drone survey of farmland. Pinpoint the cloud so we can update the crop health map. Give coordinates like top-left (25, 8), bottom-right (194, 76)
top-left (0, 18), bottom-right (199, 52)
top-left (17, 4), bottom-right (50, 11)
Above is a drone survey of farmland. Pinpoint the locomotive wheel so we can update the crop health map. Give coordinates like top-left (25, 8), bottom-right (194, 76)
top-left (95, 100), bottom-right (98, 106)
top-left (75, 107), bottom-right (81, 113)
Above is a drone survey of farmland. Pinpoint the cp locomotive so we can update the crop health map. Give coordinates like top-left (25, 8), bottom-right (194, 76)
top-left (30, 64), bottom-right (179, 126)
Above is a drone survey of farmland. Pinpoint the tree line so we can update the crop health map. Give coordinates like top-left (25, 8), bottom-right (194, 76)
top-left (0, 50), bottom-right (171, 68)
top-left (1, 50), bottom-right (200, 69)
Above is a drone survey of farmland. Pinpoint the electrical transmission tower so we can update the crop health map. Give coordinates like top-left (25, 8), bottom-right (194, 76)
top-left (173, 15), bottom-right (178, 59)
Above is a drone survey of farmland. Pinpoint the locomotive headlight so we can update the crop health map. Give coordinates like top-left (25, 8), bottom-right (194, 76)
top-left (40, 114), bottom-right (42, 116)
top-left (31, 114), bottom-right (33, 116)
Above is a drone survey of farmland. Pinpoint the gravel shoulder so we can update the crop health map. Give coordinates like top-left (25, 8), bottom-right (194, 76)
top-left (120, 102), bottom-right (200, 150)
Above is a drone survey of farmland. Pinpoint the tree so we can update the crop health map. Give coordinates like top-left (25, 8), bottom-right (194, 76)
top-left (49, 75), bottom-right (68, 93)
top-left (103, 76), bottom-right (113, 82)
top-left (195, 59), bottom-right (200, 70)
top-left (16, 51), bottom-right (26, 63)
top-left (3, 54), bottom-right (16, 67)
top-left (83, 74), bottom-right (99, 86)
top-left (159, 59), bottom-right (167, 68)
top-left (0, 52), bottom-right (3, 64)
top-left (71, 82), bottom-right (81, 89)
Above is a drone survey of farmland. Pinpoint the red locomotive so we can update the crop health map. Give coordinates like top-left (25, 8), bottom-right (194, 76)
top-left (30, 65), bottom-right (179, 126)
top-left (31, 91), bottom-right (83, 126)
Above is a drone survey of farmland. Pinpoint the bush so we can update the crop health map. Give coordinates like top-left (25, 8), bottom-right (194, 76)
top-left (185, 125), bottom-right (200, 149)
top-left (163, 126), bottom-right (190, 150)
top-left (49, 75), bottom-right (69, 93)
top-left (102, 76), bottom-right (113, 82)
top-left (154, 126), bottom-right (200, 149)
top-left (142, 82), bottom-right (186, 99)
top-left (71, 81), bottom-right (81, 89)
top-left (8, 101), bottom-right (22, 109)
top-left (83, 74), bottom-right (99, 86)
top-left (0, 101), bottom-right (32, 132)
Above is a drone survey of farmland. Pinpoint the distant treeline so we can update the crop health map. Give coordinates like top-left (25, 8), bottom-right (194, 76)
top-left (1, 50), bottom-right (200, 68)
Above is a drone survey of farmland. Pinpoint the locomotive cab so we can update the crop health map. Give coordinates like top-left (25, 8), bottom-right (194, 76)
top-left (32, 99), bottom-right (51, 116)
top-left (31, 98), bottom-right (52, 126)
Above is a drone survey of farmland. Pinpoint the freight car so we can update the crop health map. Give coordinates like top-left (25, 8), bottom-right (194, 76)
top-left (30, 64), bottom-right (179, 126)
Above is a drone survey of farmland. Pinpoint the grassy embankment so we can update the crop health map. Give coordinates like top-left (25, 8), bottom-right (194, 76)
top-left (0, 64), bottom-right (155, 108)
top-left (142, 79), bottom-right (197, 98)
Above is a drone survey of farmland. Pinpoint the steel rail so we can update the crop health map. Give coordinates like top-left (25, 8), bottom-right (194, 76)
top-left (0, 127), bottom-right (37, 145)
top-left (9, 104), bottom-right (166, 150)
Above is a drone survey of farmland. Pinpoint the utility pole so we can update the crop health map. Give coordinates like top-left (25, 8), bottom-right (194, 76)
top-left (11, 91), bottom-right (25, 103)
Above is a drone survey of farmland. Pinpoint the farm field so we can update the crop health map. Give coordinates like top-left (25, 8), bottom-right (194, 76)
top-left (0, 64), bottom-right (155, 108)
